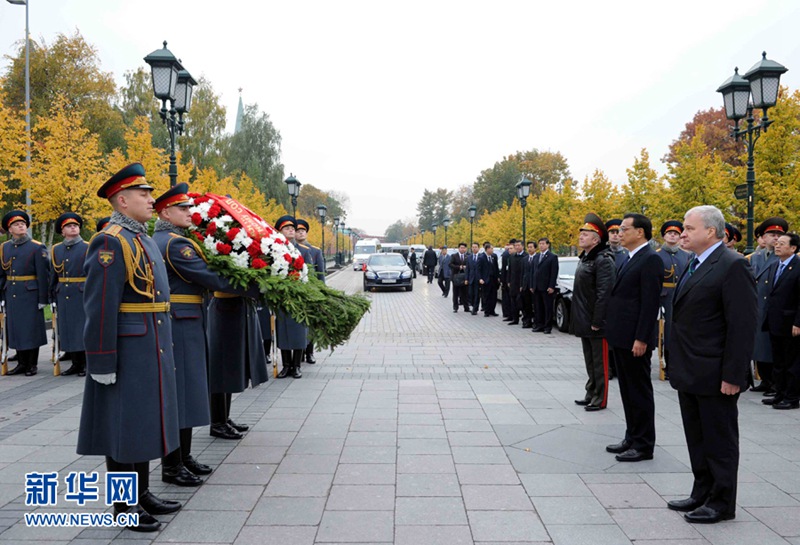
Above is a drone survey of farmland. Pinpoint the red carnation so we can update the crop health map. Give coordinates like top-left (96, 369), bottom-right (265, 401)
top-left (226, 227), bottom-right (241, 241)
top-left (283, 253), bottom-right (292, 263)
top-left (191, 213), bottom-right (202, 226)
top-left (194, 232), bottom-right (205, 242)
top-left (289, 270), bottom-right (300, 279)
top-left (293, 255), bottom-right (305, 269)
top-left (252, 258), bottom-right (267, 269)
top-left (216, 242), bottom-right (232, 255)
top-left (208, 204), bottom-right (222, 218)
top-left (206, 222), bottom-right (217, 236)
top-left (247, 241), bottom-right (261, 257)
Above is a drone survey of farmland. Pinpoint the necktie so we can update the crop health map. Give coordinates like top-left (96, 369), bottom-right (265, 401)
top-left (677, 257), bottom-right (699, 294)
top-left (618, 254), bottom-right (630, 272)
top-left (774, 262), bottom-right (787, 284)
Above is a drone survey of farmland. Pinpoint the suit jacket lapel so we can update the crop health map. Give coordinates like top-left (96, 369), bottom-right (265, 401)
top-left (614, 246), bottom-right (646, 288)
top-left (674, 245), bottom-right (725, 305)
top-left (771, 255), bottom-right (796, 292)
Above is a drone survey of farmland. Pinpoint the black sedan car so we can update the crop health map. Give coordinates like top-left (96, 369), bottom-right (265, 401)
top-left (554, 256), bottom-right (579, 332)
top-left (363, 254), bottom-right (414, 292)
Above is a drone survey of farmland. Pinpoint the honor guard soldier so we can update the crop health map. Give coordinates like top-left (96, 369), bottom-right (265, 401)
top-left (154, 183), bottom-right (253, 484)
top-left (606, 219), bottom-right (629, 268)
top-left (656, 220), bottom-right (690, 379)
top-left (724, 223), bottom-right (743, 253)
top-left (294, 218), bottom-right (325, 364)
top-left (77, 163), bottom-right (182, 532)
top-left (49, 212), bottom-right (89, 376)
top-left (274, 215), bottom-right (310, 378)
top-left (0, 210), bottom-right (50, 376)
top-left (748, 217), bottom-right (788, 394)
top-left (96, 216), bottom-right (111, 232)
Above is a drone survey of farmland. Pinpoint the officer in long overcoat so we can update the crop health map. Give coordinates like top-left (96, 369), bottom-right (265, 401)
top-left (748, 217), bottom-right (788, 393)
top-left (49, 212), bottom-right (89, 376)
top-left (274, 215), bottom-right (309, 379)
top-left (0, 210), bottom-right (49, 376)
top-left (77, 163), bottom-right (182, 532)
top-left (154, 184), bottom-right (256, 484)
top-left (295, 218), bottom-right (325, 364)
top-left (656, 220), bottom-right (690, 375)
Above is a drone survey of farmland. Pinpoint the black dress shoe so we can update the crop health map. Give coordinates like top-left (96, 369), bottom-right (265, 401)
top-left (6, 364), bottom-right (27, 376)
top-left (763, 390), bottom-right (777, 397)
top-left (139, 490), bottom-right (181, 515)
top-left (574, 399), bottom-right (590, 406)
top-left (615, 448), bottom-right (653, 462)
top-left (507, 321), bottom-right (519, 325)
top-left (750, 382), bottom-right (770, 392)
top-left (773, 400), bottom-right (800, 410)
top-left (684, 505), bottom-right (735, 524)
top-left (762, 397), bottom-right (782, 405)
top-left (306, 355), bottom-right (316, 364)
top-left (78, 368), bottom-right (86, 377)
top-left (210, 423), bottom-right (243, 440)
top-left (61, 365), bottom-right (80, 376)
top-left (531, 327), bottom-right (544, 332)
top-left (453, 309), bottom-right (458, 313)
top-left (584, 405), bottom-right (605, 412)
top-left (502, 317), bottom-right (512, 322)
top-left (183, 455), bottom-right (213, 476)
top-left (162, 464), bottom-right (202, 487)
top-left (227, 419), bottom-right (249, 432)
top-left (277, 366), bottom-right (292, 379)
top-left (471, 311), bottom-right (478, 315)
top-left (606, 440), bottom-right (633, 454)
top-left (115, 504), bottom-right (160, 532)
top-left (543, 329), bottom-right (552, 334)
top-left (292, 366), bottom-right (303, 378)
top-left (667, 497), bottom-right (705, 512)
top-left (24, 366), bottom-right (38, 376)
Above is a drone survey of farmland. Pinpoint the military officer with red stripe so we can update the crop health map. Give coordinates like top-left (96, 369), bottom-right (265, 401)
top-left (49, 212), bottom-right (89, 376)
top-left (0, 210), bottom-right (50, 376)
top-left (76, 163), bottom-right (181, 532)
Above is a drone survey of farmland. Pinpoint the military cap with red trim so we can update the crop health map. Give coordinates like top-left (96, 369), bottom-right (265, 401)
top-left (731, 225), bottom-right (742, 242)
top-left (660, 220), bottom-right (684, 237)
top-left (1, 210), bottom-right (30, 231)
top-left (295, 218), bottom-right (310, 231)
top-left (275, 215), bottom-right (296, 231)
top-left (96, 217), bottom-right (111, 232)
top-left (758, 216), bottom-right (789, 235)
top-left (154, 183), bottom-right (193, 213)
top-left (55, 212), bottom-right (83, 232)
top-left (97, 163), bottom-right (153, 199)
top-left (580, 213), bottom-right (607, 242)
top-left (605, 219), bottom-right (622, 232)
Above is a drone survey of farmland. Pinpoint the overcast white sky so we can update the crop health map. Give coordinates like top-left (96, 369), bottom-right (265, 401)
top-left (2, 0), bottom-right (799, 235)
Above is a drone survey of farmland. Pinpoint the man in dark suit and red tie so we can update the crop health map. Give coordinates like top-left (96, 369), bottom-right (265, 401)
top-left (762, 232), bottom-right (800, 410)
top-left (604, 213), bottom-right (663, 462)
top-left (667, 205), bottom-right (757, 524)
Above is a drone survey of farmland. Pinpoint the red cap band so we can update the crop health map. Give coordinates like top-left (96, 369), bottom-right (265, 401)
top-left (106, 175), bottom-right (148, 199)
top-left (155, 193), bottom-right (190, 213)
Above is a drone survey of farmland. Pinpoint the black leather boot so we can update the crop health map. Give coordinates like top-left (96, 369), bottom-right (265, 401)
top-left (183, 455), bottom-right (212, 476)
top-left (162, 464), bottom-right (202, 487)
top-left (305, 342), bottom-right (316, 364)
top-left (292, 350), bottom-right (303, 379)
top-left (277, 350), bottom-right (293, 379)
top-left (227, 418), bottom-right (249, 432)
top-left (139, 490), bottom-right (182, 515)
top-left (6, 363), bottom-right (27, 375)
top-left (210, 423), bottom-right (243, 440)
top-left (114, 504), bottom-right (160, 532)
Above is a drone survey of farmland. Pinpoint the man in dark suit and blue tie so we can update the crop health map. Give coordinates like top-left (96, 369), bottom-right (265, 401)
top-left (762, 232), bottom-right (800, 410)
top-left (605, 213), bottom-right (663, 462)
top-left (478, 243), bottom-right (500, 316)
top-left (667, 205), bottom-right (757, 523)
top-left (467, 243), bottom-right (482, 315)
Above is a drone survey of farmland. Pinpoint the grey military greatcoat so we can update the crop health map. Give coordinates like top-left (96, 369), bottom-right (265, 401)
top-left (0, 237), bottom-right (49, 350)
top-left (49, 239), bottom-right (88, 352)
top-left (275, 244), bottom-right (313, 350)
top-left (749, 249), bottom-right (778, 362)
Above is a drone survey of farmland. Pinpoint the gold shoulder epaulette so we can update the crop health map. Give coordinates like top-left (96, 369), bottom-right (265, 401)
top-left (745, 253), bottom-right (753, 261)
top-left (106, 225), bottom-right (123, 236)
top-left (31, 239), bottom-right (43, 245)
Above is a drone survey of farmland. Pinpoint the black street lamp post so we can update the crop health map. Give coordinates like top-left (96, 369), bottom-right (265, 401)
top-left (340, 220), bottom-right (347, 262)
top-left (284, 174), bottom-right (301, 217)
top-left (515, 177), bottom-right (532, 245)
top-left (333, 216), bottom-right (340, 267)
top-left (421, 229), bottom-right (426, 246)
top-left (468, 205), bottom-right (477, 247)
top-left (432, 222), bottom-right (438, 248)
top-left (144, 41), bottom-right (196, 188)
top-left (442, 218), bottom-right (450, 248)
top-left (717, 52), bottom-right (788, 254)
top-left (316, 204), bottom-right (327, 260)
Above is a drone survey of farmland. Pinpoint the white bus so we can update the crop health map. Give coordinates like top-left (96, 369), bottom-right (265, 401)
top-left (353, 238), bottom-right (382, 270)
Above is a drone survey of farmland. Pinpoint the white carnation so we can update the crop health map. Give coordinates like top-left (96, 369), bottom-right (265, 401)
top-left (204, 236), bottom-right (219, 254)
top-left (231, 251), bottom-right (250, 269)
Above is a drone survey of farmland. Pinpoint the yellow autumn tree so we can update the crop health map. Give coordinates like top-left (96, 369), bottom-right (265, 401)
top-left (579, 169), bottom-right (624, 222)
top-left (0, 91), bottom-right (27, 206)
top-left (106, 116), bottom-right (171, 195)
top-left (19, 94), bottom-right (106, 243)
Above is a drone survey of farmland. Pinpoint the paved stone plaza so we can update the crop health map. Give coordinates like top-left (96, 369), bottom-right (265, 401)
top-left (2, 268), bottom-right (800, 544)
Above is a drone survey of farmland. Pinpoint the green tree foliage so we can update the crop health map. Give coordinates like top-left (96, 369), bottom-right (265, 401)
top-left (622, 149), bottom-right (665, 217)
top-left (384, 220), bottom-right (406, 242)
top-left (180, 77), bottom-right (227, 176)
top-left (118, 67), bottom-right (168, 149)
top-left (296, 183), bottom-right (348, 222)
top-left (416, 188), bottom-right (452, 231)
top-left (224, 103), bottom-right (285, 205)
top-left (2, 30), bottom-right (124, 153)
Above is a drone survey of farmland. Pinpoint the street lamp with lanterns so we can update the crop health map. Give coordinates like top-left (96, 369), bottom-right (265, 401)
top-left (284, 174), bottom-right (301, 217)
top-left (442, 217), bottom-right (450, 248)
top-left (316, 204), bottom-right (327, 260)
top-left (333, 216), bottom-right (340, 267)
top-left (468, 205), bottom-right (477, 247)
top-left (6, 0), bottom-right (31, 213)
top-left (340, 220), bottom-right (347, 263)
top-left (432, 222), bottom-right (438, 248)
top-left (515, 176), bottom-right (532, 245)
top-left (144, 41), bottom-right (196, 187)
top-left (717, 52), bottom-right (788, 254)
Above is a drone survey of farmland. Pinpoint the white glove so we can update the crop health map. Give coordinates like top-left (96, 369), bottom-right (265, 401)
top-left (91, 373), bottom-right (117, 385)
top-left (38, 303), bottom-right (45, 310)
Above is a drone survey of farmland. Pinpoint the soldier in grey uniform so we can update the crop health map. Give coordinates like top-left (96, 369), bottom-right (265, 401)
top-left (77, 163), bottom-right (182, 532)
top-left (748, 218), bottom-right (787, 394)
top-left (274, 215), bottom-right (310, 379)
top-left (0, 210), bottom-right (49, 376)
top-left (49, 212), bottom-right (89, 376)
top-left (294, 218), bottom-right (325, 364)
top-left (656, 220), bottom-right (690, 378)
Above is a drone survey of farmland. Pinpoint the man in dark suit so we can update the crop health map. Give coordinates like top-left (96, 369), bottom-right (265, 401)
top-left (506, 240), bottom-right (525, 325)
top-left (762, 232), bottom-right (800, 410)
top-left (467, 243), bottom-right (482, 315)
top-left (422, 246), bottom-right (438, 283)
top-left (408, 248), bottom-right (418, 278)
top-left (531, 238), bottom-right (559, 334)
top-left (605, 213), bottom-right (663, 462)
top-left (500, 241), bottom-right (513, 319)
top-left (478, 243), bottom-right (499, 316)
top-left (449, 243), bottom-right (470, 313)
top-left (521, 241), bottom-right (537, 328)
top-left (667, 205), bottom-right (757, 524)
